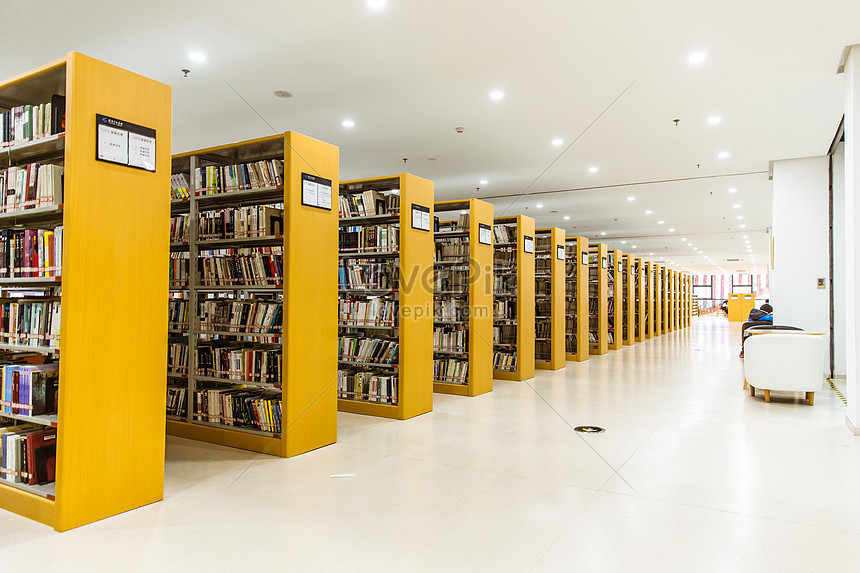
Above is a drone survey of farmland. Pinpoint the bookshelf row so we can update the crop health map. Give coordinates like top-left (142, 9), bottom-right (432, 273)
top-left (0, 53), bottom-right (695, 532)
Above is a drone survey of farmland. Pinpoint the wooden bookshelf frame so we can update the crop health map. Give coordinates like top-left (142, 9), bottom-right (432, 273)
top-left (535, 228), bottom-right (565, 370)
top-left (433, 198), bottom-right (493, 397)
top-left (564, 236), bottom-right (589, 362)
top-left (337, 174), bottom-right (434, 419)
top-left (653, 264), bottom-right (663, 336)
top-left (621, 254), bottom-right (634, 346)
top-left (0, 53), bottom-right (171, 531)
top-left (167, 131), bottom-right (339, 457)
top-left (493, 216), bottom-right (535, 381)
top-left (588, 243), bottom-right (609, 355)
top-left (633, 257), bottom-right (645, 342)
top-left (607, 249), bottom-right (623, 350)
top-left (644, 261), bottom-right (654, 339)
top-left (662, 266), bottom-right (670, 334)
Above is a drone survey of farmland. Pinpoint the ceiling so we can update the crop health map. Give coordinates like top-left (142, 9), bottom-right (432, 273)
top-left (2, 0), bottom-right (857, 274)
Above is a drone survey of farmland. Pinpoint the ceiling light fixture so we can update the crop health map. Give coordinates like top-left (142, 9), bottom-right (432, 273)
top-left (627, 196), bottom-right (635, 202)
top-left (600, 232), bottom-right (606, 236)
top-left (563, 215), bottom-right (570, 220)
top-left (688, 51), bottom-right (707, 64)
top-left (367, 0), bottom-right (386, 8)
top-left (490, 90), bottom-right (504, 101)
top-left (658, 220), bottom-right (665, 225)
top-left (707, 116), bottom-right (722, 125)
top-left (342, 119), bottom-right (355, 128)
top-left (736, 215), bottom-right (744, 220)
top-left (668, 228), bottom-right (675, 232)
top-left (621, 240), bottom-right (627, 244)
top-left (588, 166), bottom-right (599, 173)
top-left (740, 224), bottom-right (747, 228)
top-left (479, 179), bottom-right (488, 185)
top-left (718, 151), bottom-right (730, 159)
top-left (273, 90), bottom-right (292, 99)
top-left (632, 245), bottom-right (637, 248)
top-left (189, 51), bottom-right (206, 63)
top-left (681, 238), bottom-right (687, 242)
top-left (536, 204), bottom-right (543, 209)
top-left (728, 187), bottom-right (738, 193)
top-left (552, 138), bottom-right (563, 146)
top-left (645, 210), bottom-right (653, 215)
top-left (733, 204), bottom-right (741, 209)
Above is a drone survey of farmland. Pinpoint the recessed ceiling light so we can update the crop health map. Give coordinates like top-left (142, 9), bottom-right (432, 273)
top-left (649, 252), bottom-right (653, 255)
top-left (736, 215), bottom-right (744, 220)
top-left (742, 235), bottom-right (748, 238)
top-left (189, 51), bottom-right (206, 63)
top-left (627, 196), bottom-right (635, 202)
top-left (479, 179), bottom-right (488, 185)
top-left (589, 166), bottom-right (599, 173)
top-left (733, 204), bottom-right (742, 209)
top-left (632, 245), bottom-right (637, 248)
top-left (367, 0), bottom-right (386, 8)
top-left (273, 90), bottom-right (292, 99)
top-left (552, 138), bottom-right (563, 146)
top-left (621, 240), bottom-right (627, 244)
top-left (342, 119), bottom-right (355, 128)
top-left (645, 210), bottom-right (653, 215)
top-left (728, 187), bottom-right (738, 193)
top-left (688, 51), bottom-right (707, 64)
top-left (668, 228), bottom-right (675, 232)
top-left (718, 151), bottom-right (730, 159)
top-left (536, 204), bottom-right (543, 209)
top-left (600, 232), bottom-right (606, 236)
top-left (740, 224), bottom-right (747, 228)
top-left (490, 90), bottom-right (504, 100)
top-left (681, 238), bottom-right (687, 242)
top-left (658, 220), bottom-right (665, 225)
top-left (707, 116), bottom-right (722, 125)
top-left (563, 215), bottom-right (570, 220)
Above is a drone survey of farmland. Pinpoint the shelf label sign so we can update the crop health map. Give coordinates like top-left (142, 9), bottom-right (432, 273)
top-left (523, 235), bottom-right (534, 254)
top-left (557, 244), bottom-right (565, 260)
top-left (301, 173), bottom-right (332, 210)
top-left (602, 257), bottom-right (607, 269)
top-left (581, 252), bottom-right (588, 266)
top-left (412, 204), bottom-right (431, 231)
top-left (95, 114), bottom-right (156, 171)
top-left (478, 223), bottom-right (492, 245)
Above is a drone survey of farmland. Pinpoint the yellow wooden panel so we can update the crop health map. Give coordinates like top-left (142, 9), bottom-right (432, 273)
top-left (0, 486), bottom-right (55, 529)
top-left (469, 199), bottom-right (494, 395)
top-left (535, 228), bottom-right (565, 370)
top-left (728, 293), bottom-right (756, 322)
top-left (622, 254), bottom-right (634, 345)
top-left (57, 52), bottom-right (171, 531)
top-left (644, 261), bottom-right (654, 339)
top-left (634, 257), bottom-right (645, 342)
top-left (282, 132), bottom-right (339, 456)
top-left (589, 243), bottom-right (608, 355)
top-left (608, 249), bottom-right (623, 350)
top-left (654, 264), bottom-right (663, 336)
top-left (398, 174), bottom-right (434, 418)
top-left (517, 216), bottom-right (536, 379)
top-left (337, 399), bottom-right (402, 419)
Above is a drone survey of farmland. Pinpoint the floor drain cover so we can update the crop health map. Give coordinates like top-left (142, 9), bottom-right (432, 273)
top-left (574, 426), bottom-right (605, 433)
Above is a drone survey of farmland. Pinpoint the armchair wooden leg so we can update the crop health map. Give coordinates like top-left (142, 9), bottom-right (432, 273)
top-left (749, 384), bottom-right (755, 397)
top-left (807, 392), bottom-right (815, 406)
top-left (764, 390), bottom-right (771, 403)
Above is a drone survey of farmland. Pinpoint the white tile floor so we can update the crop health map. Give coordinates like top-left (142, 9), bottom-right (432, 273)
top-left (3, 317), bottom-right (860, 572)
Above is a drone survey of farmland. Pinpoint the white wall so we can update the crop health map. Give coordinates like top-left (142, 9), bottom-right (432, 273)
top-left (833, 142), bottom-right (846, 377)
top-left (771, 156), bottom-right (831, 369)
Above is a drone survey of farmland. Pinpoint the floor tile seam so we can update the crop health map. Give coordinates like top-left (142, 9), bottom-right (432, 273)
top-left (595, 487), bottom-right (860, 537)
top-left (525, 488), bottom-right (602, 573)
top-left (523, 378), bottom-right (642, 495)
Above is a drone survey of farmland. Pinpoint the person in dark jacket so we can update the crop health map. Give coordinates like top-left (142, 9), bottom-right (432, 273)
top-left (747, 303), bottom-right (773, 323)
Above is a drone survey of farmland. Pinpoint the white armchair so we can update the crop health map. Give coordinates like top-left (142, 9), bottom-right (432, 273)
top-left (744, 333), bottom-right (825, 405)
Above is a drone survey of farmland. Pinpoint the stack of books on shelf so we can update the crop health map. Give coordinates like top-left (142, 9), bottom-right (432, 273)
top-left (193, 160), bottom-right (284, 196)
top-left (338, 187), bottom-right (401, 404)
top-left (0, 95), bottom-right (65, 147)
top-left (493, 223), bottom-right (518, 372)
top-left (534, 235), bottom-right (552, 361)
top-left (564, 244), bottom-right (578, 354)
top-left (0, 163), bottom-right (63, 213)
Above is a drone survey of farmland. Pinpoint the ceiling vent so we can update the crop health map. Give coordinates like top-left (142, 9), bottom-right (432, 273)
top-left (725, 258), bottom-right (741, 262)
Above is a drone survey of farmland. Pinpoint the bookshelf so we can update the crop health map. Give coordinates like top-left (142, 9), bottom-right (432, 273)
top-left (0, 53), bottom-right (171, 531)
top-left (534, 228), bottom-right (565, 370)
top-left (633, 257), bottom-right (645, 343)
top-left (587, 243), bottom-right (609, 355)
top-left (564, 236), bottom-right (589, 362)
top-left (607, 249), bottom-right (623, 350)
top-left (338, 174), bottom-right (433, 419)
top-left (673, 271), bottom-right (680, 330)
top-left (654, 264), bottom-right (663, 336)
top-left (166, 132), bottom-right (339, 458)
top-left (492, 216), bottom-right (535, 380)
top-left (644, 261), bottom-right (654, 339)
top-left (432, 198), bottom-right (493, 397)
top-left (662, 266), bottom-right (670, 334)
top-left (621, 254), bottom-right (634, 346)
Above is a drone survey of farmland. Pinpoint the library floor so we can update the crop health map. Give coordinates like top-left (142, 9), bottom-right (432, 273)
top-left (3, 317), bottom-right (860, 571)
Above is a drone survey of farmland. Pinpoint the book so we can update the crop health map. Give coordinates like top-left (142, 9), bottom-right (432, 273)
top-left (24, 428), bottom-right (56, 485)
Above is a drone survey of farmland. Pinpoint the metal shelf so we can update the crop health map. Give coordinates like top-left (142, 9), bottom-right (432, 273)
top-left (340, 213), bottom-right (399, 225)
top-left (190, 418), bottom-right (280, 438)
top-left (435, 230), bottom-right (469, 238)
top-left (196, 329), bottom-right (282, 338)
top-left (433, 349), bottom-right (468, 356)
top-left (196, 235), bottom-right (283, 250)
top-left (0, 276), bottom-right (61, 287)
top-left (338, 289), bottom-right (397, 295)
top-left (0, 411), bottom-right (58, 427)
top-left (0, 343), bottom-right (59, 355)
top-left (338, 359), bottom-right (398, 369)
top-left (0, 205), bottom-right (63, 227)
top-left (339, 250), bottom-right (399, 259)
top-left (195, 185), bottom-right (284, 210)
top-left (194, 374), bottom-right (281, 390)
top-left (0, 133), bottom-right (65, 168)
top-left (194, 284), bottom-right (282, 291)
top-left (0, 478), bottom-right (55, 500)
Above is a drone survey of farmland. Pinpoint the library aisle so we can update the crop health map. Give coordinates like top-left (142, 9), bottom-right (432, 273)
top-left (3, 318), bottom-right (860, 571)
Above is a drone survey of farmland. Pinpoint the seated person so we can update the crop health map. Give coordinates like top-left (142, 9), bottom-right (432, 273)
top-left (740, 304), bottom-right (773, 357)
top-left (748, 303), bottom-right (773, 323)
